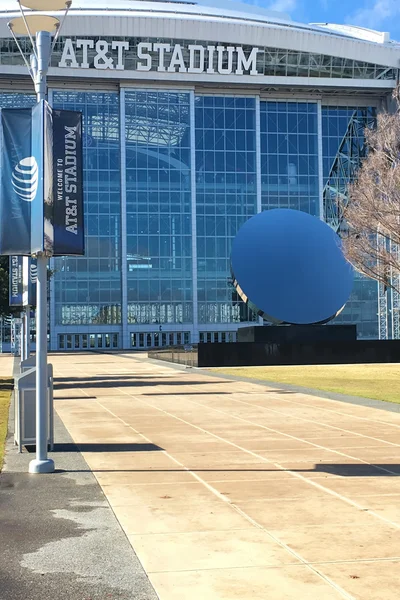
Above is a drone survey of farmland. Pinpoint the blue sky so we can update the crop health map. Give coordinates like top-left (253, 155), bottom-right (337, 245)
top-left (241, 0), bottom-right (400, 41)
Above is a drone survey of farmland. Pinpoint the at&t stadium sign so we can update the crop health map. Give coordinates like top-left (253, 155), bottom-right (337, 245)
top-left (58, 39), bottom-right (260, 75)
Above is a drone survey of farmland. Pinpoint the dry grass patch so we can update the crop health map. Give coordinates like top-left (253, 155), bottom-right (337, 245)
top-left (0, 379), bottom-right (13, 470)
top-left (211, 364), bottom-right (400, 404)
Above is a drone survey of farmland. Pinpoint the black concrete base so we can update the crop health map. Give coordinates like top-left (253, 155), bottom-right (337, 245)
top-left (198, 340), bottom-right (400, 367)
top-left (149, 339), bottom-right (400, 368)
top-left (237, 324), bottom-right (357, 344)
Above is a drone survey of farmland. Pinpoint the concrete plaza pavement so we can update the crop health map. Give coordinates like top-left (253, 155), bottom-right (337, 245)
top-left (2, 352), bottom-right (400, 599)
top-left (46, 352), bottom-right (400, 600)
top-left (1, 354), bottom-right (158, 600)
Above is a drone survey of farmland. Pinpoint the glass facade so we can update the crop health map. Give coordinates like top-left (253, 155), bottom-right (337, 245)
top-left (322, 106), bottom-right (379, 339)
top-left (260, 101), bottom-right (319, 215)
top-left (0, 92), bottom-right (35, 108)
top-left (0, 90), bottom-right (384, 347)
top-left (125, 91), bottom-right (192, 326)
top-left (195, 96), bottom-right (257, 324)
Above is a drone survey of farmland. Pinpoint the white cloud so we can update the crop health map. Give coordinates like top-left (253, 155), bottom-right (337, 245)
top-left (346, 0), bottom-right (400, 29)
top-left (266, 0), bottom-right (297, 12)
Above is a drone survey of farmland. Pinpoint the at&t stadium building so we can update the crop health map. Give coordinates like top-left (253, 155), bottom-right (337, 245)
top-left (1, 0), bottom-right (399, 350)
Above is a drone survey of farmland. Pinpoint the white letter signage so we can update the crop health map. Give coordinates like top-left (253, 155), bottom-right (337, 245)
top-left (56, 39), bottom-right (260, 76)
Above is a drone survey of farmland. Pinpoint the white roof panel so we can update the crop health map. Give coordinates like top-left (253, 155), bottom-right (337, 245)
top-left (0, 0), bottom-right (399, 68)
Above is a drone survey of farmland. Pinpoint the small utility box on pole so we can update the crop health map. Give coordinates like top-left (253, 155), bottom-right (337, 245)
top-left (14, 364), bottom-right (54, 453)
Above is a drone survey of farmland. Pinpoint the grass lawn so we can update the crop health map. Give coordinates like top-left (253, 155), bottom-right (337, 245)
top-left (0, 379), bottom-right (13, 471)
top-left (211, 364), bottom-right (400, 404)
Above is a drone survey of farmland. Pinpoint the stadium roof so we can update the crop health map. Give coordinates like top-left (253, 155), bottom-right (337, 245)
top-left (0, 0), bottom-right (399, 71)
top-left (0, 0), bottom-right (398, 43)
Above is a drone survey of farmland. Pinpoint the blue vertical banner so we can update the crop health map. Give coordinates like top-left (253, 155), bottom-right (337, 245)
top-left (30, 101), bottom-right (46, 255)
top-left (53, 109), bottom-right (84, 255)
top-left (0, 110), bottom-right (33, 255)
top-left (44, 102), bottom-right (54, 255)
top-left (0, 102), bottom-right (83, 257)
top-left (9, 256), bottom-right (37, 307)
top-left (9, 255), bottom-right (24, 306)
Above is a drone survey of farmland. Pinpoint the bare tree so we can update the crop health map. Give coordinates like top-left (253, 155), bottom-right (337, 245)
top-left (341, 87), bottom-right (400, 291)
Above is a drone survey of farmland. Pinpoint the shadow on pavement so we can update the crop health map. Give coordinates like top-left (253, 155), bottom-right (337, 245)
top-left (55, 396), bottom-right (98, 400)
top-left (141, 391), bottom-right (232, 396)
top-left (313, 463), bottom-right (400, 476)
top-left (25, 443), bottom-right (164, 453)
top-left (54, 377), bottom-right (228, 390)
top-left (57, 464), bottom-right (400, 476)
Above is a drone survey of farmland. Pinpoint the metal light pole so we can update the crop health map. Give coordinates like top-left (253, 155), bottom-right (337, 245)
top-left (23, 256), bottom-right (31, 360)
top-left (20, 314), bottom-right (25, 361)
top-left (23, 311), bottom-right (30, 359)
top-left (8, 0), bottom-right (71, 474)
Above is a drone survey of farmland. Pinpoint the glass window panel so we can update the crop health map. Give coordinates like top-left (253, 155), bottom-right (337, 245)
top-left (125, 91), bottom-right (193, 325)
top-left (261, 101), bottom-right (319, 219)
top-left (322, 105), bottom-right (378, 339)
top-left (195, 96), bottom-right (257, 324)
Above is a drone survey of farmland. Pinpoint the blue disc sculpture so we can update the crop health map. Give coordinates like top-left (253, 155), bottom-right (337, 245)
top-left (231, 209), bottom-right (354, 325)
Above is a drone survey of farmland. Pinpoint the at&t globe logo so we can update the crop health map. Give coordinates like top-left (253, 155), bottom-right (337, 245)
top-left (12, 156), bottom-right (38, 202)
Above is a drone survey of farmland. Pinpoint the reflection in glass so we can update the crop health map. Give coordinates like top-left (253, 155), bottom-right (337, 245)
top-left (322, 106), bottom-right (378, 339)
top-left (195, 96), bottom-right (257, 324)
top-left (125, 91), bottom-right (193, 325)
top-left (260, 101), bottom-right (319, 215)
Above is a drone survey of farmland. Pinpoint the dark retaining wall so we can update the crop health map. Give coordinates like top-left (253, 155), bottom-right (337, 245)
top-left (237, 325), bottom-right (357, 343)
top-left (149, 341), bottom-right (400, 368)
top-left (198, 340), bottom-right (400, 367)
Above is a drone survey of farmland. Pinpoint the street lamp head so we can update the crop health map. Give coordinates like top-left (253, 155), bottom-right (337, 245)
top-left (8, 14), bottom-right (60, 35)
top-left (19, 0), bottom-right (72, 10)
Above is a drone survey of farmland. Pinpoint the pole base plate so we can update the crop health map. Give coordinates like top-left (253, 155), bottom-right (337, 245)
top-left (29, 458), bottom-right (55, 474)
